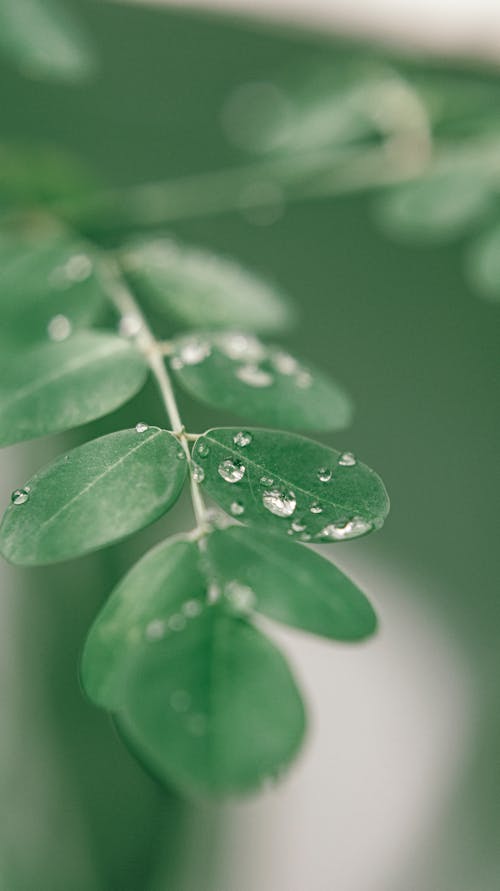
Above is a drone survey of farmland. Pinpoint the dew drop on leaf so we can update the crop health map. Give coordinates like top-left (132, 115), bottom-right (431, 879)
top-left (191, 463), bottom-right (205, 483)
top-left (135, 422), bottom-right (149, 433)
top-left (236, 364), bottom-right (274, 388)
top-left (11, 488), bottom-right (30, 505)
top-left (197, 440), bottom-right (210, 458)
top-left (338, 451), bottom-right (357, 466)
top-left (178, 337), bottom-right (211, 366)
top-left (233, 430), bottom-right (252, 447)
top-left (47, 314), bottom-right (72, 342)
top-left (230, 500), bottom-right (245, 515)
top-left (262, 488), bottom-right (296, 518)
top-left (145, 619), bottom-right (166, 641)
top-left (320, 517), bottom-right (372, 540)
top-left (220, 332), bottom-right (265, 361)
top-left (119, 313), bottom-right (143, 338)
top-left (317, 467), bottom-right (332, 482)
top-left (309, 501), bottom-right (323, 514)
top-left (291, 518), bottom-right (307, 532)
top-left (271, 350), bottom-right (299, 375)
top-left (224, 580), bottom-right (256, 613)
top-left (182, 599), bottom-right (203, 618)
top-left (218, 459), bottom-right (245, 483)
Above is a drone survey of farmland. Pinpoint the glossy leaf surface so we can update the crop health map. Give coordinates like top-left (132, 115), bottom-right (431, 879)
top-left (193, 427), bottom-right (389, 542)
top-left (0, 332), bottom-right (148, 446)
top-left (0, 428), bottom-right (186, 565)
top-left (118, 603), bottom-right (306, 796)
top-left (170, 332), bottom-right (352, 432)
top-left (0, 0), bottom-right (95, 82)
top-left (121, 237), bottom-right (295, 332)
top-left (0, 222), bottom-right (105, 346)
top-left (81, 536), bottom-right (205, 708)
top-left (206, 525), bottom-right (377, 640)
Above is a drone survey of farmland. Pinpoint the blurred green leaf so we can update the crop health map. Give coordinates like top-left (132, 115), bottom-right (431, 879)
top-left (0, 332), bottom-right (148, 446)
top-left (206, 525), bottom-right (377, 640)
top-left (466, 223), bottom-right (500, 302)
top-left (81, 536), bottom-right (205, 709)
top-left (376, 168), bottom-right (494, 242)
top-left (118, 602), bottom-right (306, 796)
top-left (0, 0), bottom-right (96, 82)
top-left (0, 428), bottom-right (187, 565)
top-left (0, 220), bottom-right (106, 346)
top-left (170, 332), bottom-right (352, 432)
top-left (0, 144), bottom-right (100, 214)
top-left (120, 237), bottom-right (295, 333)
top-left (193, 427), bottom-right (389, 542)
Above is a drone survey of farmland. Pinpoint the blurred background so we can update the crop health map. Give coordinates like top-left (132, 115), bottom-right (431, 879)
top-left (0, 1), bottom-right (499, 888)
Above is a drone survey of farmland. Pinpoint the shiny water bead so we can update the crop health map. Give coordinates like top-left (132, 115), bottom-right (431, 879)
top-left (47, 314), bottom-right (72, 342)
top-left (262, 488), bottom-right (296, 518)
top-left (320, 517), bottom-right (372, 540)
top-left (197, 440), bottom-right (210, 458)
top-left (309, 501), bottom-right (323, 514)
top-left (230, 500), bottom-right (245, 516)
top-left (191, 463), bottom-right (205, 483)
top-left (119, 313), bottom-right (143, 337)
top-left (145, 619), bottom-right (166, 641)
top-left (65, 253), bottom-right (93, 282)
top-left (11, 488), bottom-right (30, 505)
top-left (271, 350), bottom-right (299, 375)
top-left (338, 451), bottom-right (357, 467)
top-left (135, 422), bottom-right (149, 433)
top-left (236, 363), bottom-right (274, 388)
top-left (233, 431), bottom-right (252, 447)
top-left (290, 518), bottom-right (307, 533)
top-left (220, 332), bottom-right (265, 361)
top-left (260, 475), bottom-right (274, 487)
top-left (317, 467), bottom-right (332, 483)
top-left (225, 580), bottom-right (255, 613)
top-left (178, 337), bottom-right (211, 366)
top-left (218, 459), bottom-right (245, 483)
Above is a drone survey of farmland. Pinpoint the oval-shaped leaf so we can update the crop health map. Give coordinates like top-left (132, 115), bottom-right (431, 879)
top-left (169, 332), bottom-right (353, 433)
top-left (0, 331), bottom-right (148, 446)
top-left (0, 0), bottom-right (95, 82)
top-left (466, 223), bottom-right (500, 302)
top-left (0, 428), bottom-right (187, 566)
top-left (192, 427), bottom-right (389, 542)
top-left (0, 222), bottom-right (105, 346)
top-left (120, 237), bottom-right (295, 333)
top-left (206, 525), bottom-right (377, 640)
top-left (376, 168), bottom-right (493, 242)
top-left (81, 536), bottom-right (205, 709)
top-left (118, 604), bottom-right (306, 796)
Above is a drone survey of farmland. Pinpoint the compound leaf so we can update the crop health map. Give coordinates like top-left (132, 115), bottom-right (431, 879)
top-left (170, 332), bottom-right (352, 433)
top-left (118, 603), bottom-right (306, 796)
top-left (0, 428), bottom-right (187, 565)
top-left (0, 0), bottom-right (95, 82)
top-left (192, 427), bottom-right (389, 542)
top-left (81, 536), bottom-right (205, 709)
top-left (0, 331), bottom-right (148, 446)
top-left (120, 237), bottom-right (295, 333)
top-left (206, 525), bottom-right (377, 640)
top-left (0, 221), bottom-right (105, 346)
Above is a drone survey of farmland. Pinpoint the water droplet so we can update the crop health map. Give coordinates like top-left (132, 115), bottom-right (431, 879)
top-left (310, 501), bottom-right (323, 514)
top-left (183, 599), bottom-right (202, 618)
top-left (296, 370), bottom-right (312, 389)
top-left (218, 459), bottom-right (245, 483)
top-left (271, 350), bottom-right (299, 375)
top-left (338, 451), bottom-right (357, 466)
top-left (291, 518), bottom-right (307, 532)
top-left (168, 613), bottom-right (186, 632)
top-left (197, 440), bottom-right (210, 458)
top-left (11, 488), bottom-right (29, 505)
top-left (176, 448), bottom-right (185, 460)
top-left (135, 422), bottom-right (149, 433)
top-left (260, 475), bottom-right (274, 487)
top-left (191, 463), bottom-right (205, 483)
top-left (145, 619), bottom-right (166, 641)
top-left (230, 500), bottom-right (245, 516)
top-left (170, 689), bottom-right (191, 712)
top-left (220, 332), bottom-right (264, 361)
top-left (320, 517), bottom-right (372, 540)
top-left (262, 489), bottom-right (296, 518)
top-left (64, 253), bottom-right (93, 282)
top-left (233, 431), bottom-right (252, 447)
top-left (119, 313), bottom-right (143, 337)
top-left (47, 314), bottom-right (71, 342)
top-left (187, 713), bottom-right (207, 736)
top-left (178, 337), bottom-right (211, 366)
top-left (236, 364), bottom-right (274, 388)
top-left (317, 467), bottom-right (332, 483)
top-left (225, 580), bottom-right (255, 613)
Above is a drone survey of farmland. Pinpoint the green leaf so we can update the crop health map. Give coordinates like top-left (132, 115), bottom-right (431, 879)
top-left (0, 221), bottom-right (106, 347)
top-left (205, 525), bottom-right (377, 640)
top-left (466, 223), bottom-right (500, 302)
top-left (0, 331), bottom-right (148, 446)
top-left (376, 168), bottom-right (494, 242)
top-left (81, 536), bottom-right (205, 709)
top-left (118, 603), bottom-right (306, 796)
top-left (0, 144), bottom-right (100, 214)
top-left (169, 332), bottom-right (353, 433)
top-left (192, 427), bottom-right (389, 542)
top-left (0, 0), bottom-right (95, 82)
top-left (0, 428), bottom-right (187, 565)
top-left (120, 237), bottom-right (295, 333)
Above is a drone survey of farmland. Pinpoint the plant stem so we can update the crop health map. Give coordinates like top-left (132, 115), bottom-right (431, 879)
top-left (99, 257), bottom-right (208, 529)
